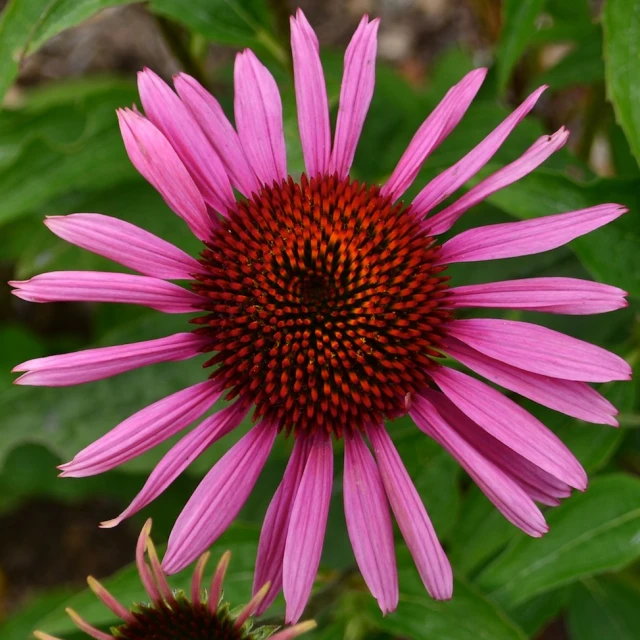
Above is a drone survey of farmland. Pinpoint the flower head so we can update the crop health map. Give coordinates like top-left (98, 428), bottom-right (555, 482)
top-left (33, 520), bottom-right (315, 640)
top-left (12, 7), bottom-right (631, 624)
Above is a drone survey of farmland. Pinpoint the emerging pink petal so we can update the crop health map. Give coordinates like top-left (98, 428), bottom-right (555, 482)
top-left (138, 68), bottom-right (236, 215)
top-left (60, 380), bottom-right (222, 477)
top-left (117, 108), bottom-right (212, 241)
top-left (426, 127), bottom-right (569, 234)
top-left (438, 203), bottom-right (628, 264)
top-left (344, 432), bottom-right (398, 614)
top-left (443, 337), bottom-right (618, 425)
top-left (381, 68), bottom-right (487, 200)
top-left (283, 430), bottom-right (333, 623)
top-left (174, 73), bottom-right (260, 197)
top-left (367, 424), bottom-right (452, 600)
top-left (291, 8), bottom-right (331, 177)
top-left (102, 402), bottom-right (248, 528)
top-left (163, 421), bottom-right (277, 574)
top-left (253, 436), bottom-right (310, 616)
top-left (447, 277), bottom-right (628, 315)
top-left (329, 15), bottom-right (379, 178)
top-left (45, 213), bottom-right (201, 280)
top-left (430, 366), bottom-right (587, 489)
top-left (234, 49), bottom-right (287, 185)
top-left (9, 271), bottom-right (203, 313)
top-left (448, 318), bottom-right (631, 382)
top-left (411, 393), bottom-right (548, 536)
top-left (412, 85), bottom-right (547, 215)
top-left (13, 332), bottom-right (207, 386)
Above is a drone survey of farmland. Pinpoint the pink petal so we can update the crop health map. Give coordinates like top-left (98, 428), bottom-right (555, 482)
top-left (447, 277), bottom-right (628, 315)
top-left (9, 271), bottom-right (203, 313)
top-left (163, 421), bottom-right (277, 574)
top-left (174, 73), bottom-right (260, 197)
top-left (367, 424), bottom-right (452, 600)
top-left (59, 380), bottom-right (222, 477)
top-left (329, 16), bottom-right (379, 178)
top-left (44, 214), bottom-right (201, 280)
top-left (381, 68), bottom-right (487, 200)
top-left (283, 430), bottom-right (333, 623)
top-left (448, 318), bottom-right (632, 382)
top-left (423, 389), bottom-right (573, 504)
top-left (412, 85), bottom-right (547, 215)
top-left (117, 108), bottom-right (211, 241)
top-left (429, 366), bottom-right (587, 489)
top-left (344, 432), bottom-right (398, 614)
top-left (253, 436), bottom-right (310, 616)
top-left (102, 402), bottom-right (248, 528)
top-left (234, 50), bottom-right (287, 185)
top-left (438, 203), bottom-right (627, 264)
top-left (411, 393), bottom-right (548, 536)
top-left (13, 332), bottom-right (207, 387)
top-left (443, 337), bottom-right (618, 425)
top-left (427, 128), bottom-right (569, 234)
top-left (290, 9), bottom-right (331, 177)
top-left (137, 68), bottom-right (235, 215)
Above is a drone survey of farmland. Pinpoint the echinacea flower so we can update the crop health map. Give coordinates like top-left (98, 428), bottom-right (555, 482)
top-left (34, 520), bottom-right (315, 640)
top-left (11, 7), bottom-right (631, 623)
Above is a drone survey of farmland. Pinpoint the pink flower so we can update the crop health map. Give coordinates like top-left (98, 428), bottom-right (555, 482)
top-left (34, 520), bottom-right (315, 640)
top-left (11, 8), bottom-right (631, 623)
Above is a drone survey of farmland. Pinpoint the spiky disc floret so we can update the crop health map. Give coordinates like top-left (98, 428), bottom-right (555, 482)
top-left (34, 520), bottom-right (315, 640)
top-left (193, 174), bottom-right (450, 437)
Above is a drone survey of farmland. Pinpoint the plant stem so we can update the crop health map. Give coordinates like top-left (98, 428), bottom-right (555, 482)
top-left (156, 15), bottom-right (208, 85)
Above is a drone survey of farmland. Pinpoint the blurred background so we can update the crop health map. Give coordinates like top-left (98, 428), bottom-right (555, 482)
top-left (0, 0), bottom-right (639, 638)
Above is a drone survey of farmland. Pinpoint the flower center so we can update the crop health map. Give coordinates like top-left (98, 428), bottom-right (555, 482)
top-left (192, 174), bottom-right (451, 437)
top-left (113, 596), bottom-right (250, 639)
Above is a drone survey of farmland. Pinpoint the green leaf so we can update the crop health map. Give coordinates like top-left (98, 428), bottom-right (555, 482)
top-left (0, 78), bottom-right (139, 227)
top-left (476, 474), bottom-right (640, 608)
top-left (568, 576), bottom-right (640, 640)
top-left (496, 0), bottom-right (547, 95)
top-left (32, 523), bottom-right (259, 636)
top-left (367, 549), bottom-right (526, 640)
top-left (482, 171), bottom-right (640, 298)
top-left (507, 587), bottom-right (571, 637)
top-left (603, 0), bottom-right (640, 166)
top-left (149, 0), bottom-right (286, 64)
top-left (0, 0), bottom-right (136, 99)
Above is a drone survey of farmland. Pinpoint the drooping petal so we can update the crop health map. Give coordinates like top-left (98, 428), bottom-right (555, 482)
top-left (117, 108), bottom-right (211, 241)
top-left (101, 402), bottom-right (248, 528)
top-left (253, 436), bottom-right (310, 616)
top-left (447, 277), bottom-right (628, 315)
top-left (60, 380), bottom-right (222, 477)
top-left (344, 432), bottom-right (398, 614)
top-left (163, 421), bottom-right (277, 574)
top-left (426, 128), bottom-right (569, 234)
top-left (283, 430), bottom-right (333, 623)
top-left (367, 424), bottom-right (452, 600)
top-left (329, 16), bottom-right (379, 178)
top-left (234, 49), bottom-right (287, 185)
top-left (429, 366), bottom-right (587, 489)
top-left (271, 621), bottom-right (318, 640)
top-left (44, 214), bottom-right (201, 280)
top-left (381, 68), bottom-right (487, 200)
top-left (437, 204), bottom-right (627, 264)
top-left (13, 332), bottom-right (207, 387)
top-left (174, 73), bottom-right (260, 197)
top-left (447, 318), bottom-right (631, 382)
top-left (290, 8), bottom-right (331, 177)
top-left (422, 389), bottom-right (573, 505)
top-left (411, 393), bottom-right (547, 536)
top-left (137, 68), bottom-right (236, 215)
top-left (442, 337), bottom-right (618, 425)
top-left (9, 271), bottom-right (203, 313)
top-left (412, 85), bottom-right (547, 215)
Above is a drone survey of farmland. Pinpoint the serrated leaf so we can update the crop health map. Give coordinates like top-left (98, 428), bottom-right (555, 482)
top-left (603, 0), bottom-right (640, 166)
top-left (476, 474), bottom-right (640, 608)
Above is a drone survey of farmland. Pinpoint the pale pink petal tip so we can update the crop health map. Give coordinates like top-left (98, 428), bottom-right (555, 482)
top-left (271, 621), bottom-right (318, 640)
